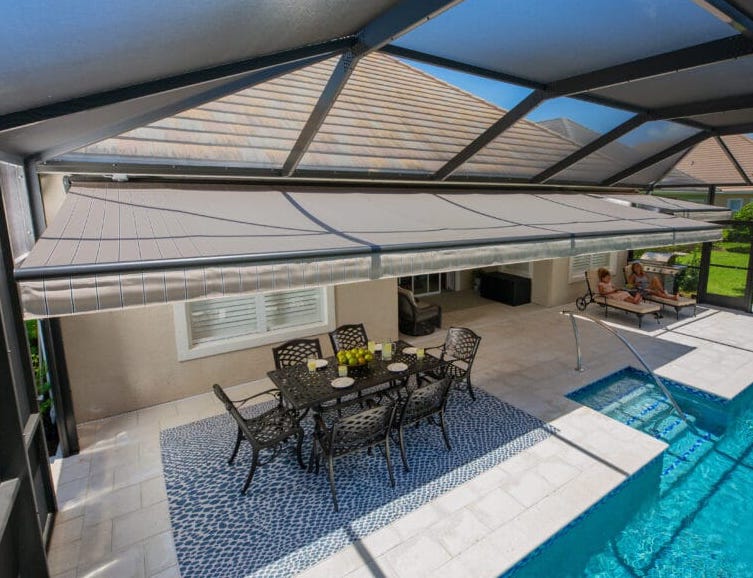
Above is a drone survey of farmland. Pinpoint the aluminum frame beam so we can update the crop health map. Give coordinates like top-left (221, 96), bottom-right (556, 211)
top-left (602, 132), bottom-right (710, 186)
top-left (281, 0), bottom-right (463, 176)
top-left (653, 93), bottom-right (753, 121)
top-left (716, 134), bottom-right (753, 184)
top-left (548, 34), bottom-right (753, 96)
top-left (379, 44), bottom-right (546, 90)
top-left (34, 54), bottom-right (334, 164)
top-left (0, 39), bottom-right (352, 135)
top-left (433, 90), bottom-right (547, 181)
top-left (531, 114), bottom-right (649, 183)
top-left (695, 0), bottom-right (753, 39)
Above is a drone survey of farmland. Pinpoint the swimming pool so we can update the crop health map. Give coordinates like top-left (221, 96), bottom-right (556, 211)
top-left (504, 367), bottom-right (753, 577)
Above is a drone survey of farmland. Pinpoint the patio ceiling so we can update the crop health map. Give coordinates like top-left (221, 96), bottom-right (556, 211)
top-left (0, 0), bottom-right (751, 189)
top-left (15, 181), bottom-right (722, 318)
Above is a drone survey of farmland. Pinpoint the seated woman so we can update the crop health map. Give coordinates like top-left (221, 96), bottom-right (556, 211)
top-left (628, 262), bottom-right (678, 301)
top-left (597, 268), bottom-right (643, 304)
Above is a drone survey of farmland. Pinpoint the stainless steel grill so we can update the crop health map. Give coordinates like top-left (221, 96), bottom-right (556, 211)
top-left (637, 252), bottom-right (686, 292)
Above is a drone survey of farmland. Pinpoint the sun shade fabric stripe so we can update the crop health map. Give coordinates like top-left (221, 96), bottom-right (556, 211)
top-left (594, 194), bottom-right (732, 221)
top-left (15, 183), bottom-right (722, 318)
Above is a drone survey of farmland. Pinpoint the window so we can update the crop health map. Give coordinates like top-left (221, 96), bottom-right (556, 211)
top-left (569, 253), bottom-right (613, 282)
top-left (727, 199), bottom-right (743, 214)
top-left (174, 287), bottom-right (335, 360)
top-left (398, 274), bottom-right (441, 297)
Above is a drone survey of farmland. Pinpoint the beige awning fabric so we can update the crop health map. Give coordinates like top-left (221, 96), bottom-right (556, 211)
top-left (16, 182), bottom-right (722, 318)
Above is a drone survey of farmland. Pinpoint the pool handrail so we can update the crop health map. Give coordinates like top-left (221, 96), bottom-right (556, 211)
top-left (562, 310), bottom-right (693, 428)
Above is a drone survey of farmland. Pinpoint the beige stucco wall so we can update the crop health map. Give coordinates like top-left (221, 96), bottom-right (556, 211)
top-left (531, 254), bottom-right (629, 307)
top-left (62, 278), bottom-right (398, 422)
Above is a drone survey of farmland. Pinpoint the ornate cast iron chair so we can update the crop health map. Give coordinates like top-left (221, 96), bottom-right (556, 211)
top-left (328, 323), bottom-right (368, 353)
top-left (310, 401), bottom-right (397, 511)
top-left (272, 338), bottom-right (323, 369)
top-left (394, 377), bottom-right (453, 471)
top-left (426, 327), bottom-right (482, 400)
top-left (212, 383), bottom-right (304, 494)
top-left (397, 286), bottom-right (442, 336)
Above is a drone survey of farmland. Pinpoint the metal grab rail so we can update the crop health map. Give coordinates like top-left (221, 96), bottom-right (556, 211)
top-left (562, 310), bottom-right (692, 427)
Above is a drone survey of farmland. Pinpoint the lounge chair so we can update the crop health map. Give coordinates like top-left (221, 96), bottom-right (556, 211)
top-left (577, 269), bottom-right (661, 328)
top-left (623, 265), bottom-right (697, 319)
top-left (397, 286), bottom-right (442, 336)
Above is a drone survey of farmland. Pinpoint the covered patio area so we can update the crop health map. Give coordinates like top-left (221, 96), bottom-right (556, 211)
top-left (46, 298), bottom-right (753, 577)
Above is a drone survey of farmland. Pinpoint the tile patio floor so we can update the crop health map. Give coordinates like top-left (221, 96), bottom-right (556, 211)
top-left (47, 294), bottom-right (753, 577)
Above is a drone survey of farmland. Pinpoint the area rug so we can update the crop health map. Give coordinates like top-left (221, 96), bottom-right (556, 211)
top-left (160, 389), bottom-right (553, 577)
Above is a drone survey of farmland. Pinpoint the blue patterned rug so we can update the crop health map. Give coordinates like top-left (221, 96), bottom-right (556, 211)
top-left (160, 389), bottom-right (553, 577)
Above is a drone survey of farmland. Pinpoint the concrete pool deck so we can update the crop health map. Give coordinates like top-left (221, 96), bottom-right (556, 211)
top-left (47, 295), bottom-right (753, 578)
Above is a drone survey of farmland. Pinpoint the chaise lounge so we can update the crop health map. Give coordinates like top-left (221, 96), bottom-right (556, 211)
top-left (623, 265), bottom-right (697, 319)
top-left (580, 269), bottom-right (661, 328)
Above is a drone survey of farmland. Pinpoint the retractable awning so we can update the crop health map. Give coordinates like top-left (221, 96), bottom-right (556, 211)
top-left (15, 183), bottom-right (722, 318)
top-left (596, 193), bottom-right (732, 221)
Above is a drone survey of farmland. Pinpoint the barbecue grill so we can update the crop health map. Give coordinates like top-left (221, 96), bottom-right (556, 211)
top-left (635, 252), bottom-right (686, 293)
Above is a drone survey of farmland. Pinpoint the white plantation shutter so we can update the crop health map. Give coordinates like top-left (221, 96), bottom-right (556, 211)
top-left (569, 253), bottom-right (613, 281)
top-left (264, 289), bottom-right (324, 331)
top-left (189, 296), bottom-right (258, 345)
top-left (180, 287), bottom-right (332, 358)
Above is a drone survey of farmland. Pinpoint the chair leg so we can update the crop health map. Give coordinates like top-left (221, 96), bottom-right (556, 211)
top-left (241, 449), bottom-right (259, 494)
top-left (465, 378), bottom-right (476, 400)
top-left (309, 438), bottom-right (321, 474)
top-left (229, 427), bottom-right (243, 464)
top-left (295, 427), bottom-right (305, 469)
top-left (398, 426), bottom-right (410, 472)
top-left (384, 439), bottom-right (395, 488)
top-left (327, 456), bottom-right (339, 512)
top-left (439, 411), bottom-right (452, 451)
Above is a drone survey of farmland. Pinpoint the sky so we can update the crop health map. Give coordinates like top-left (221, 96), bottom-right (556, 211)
top-left (392, 0), bottom-right (736, 147)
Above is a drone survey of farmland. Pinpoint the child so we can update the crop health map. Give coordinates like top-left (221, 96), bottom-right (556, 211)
top-left (598, 268), bottom-right (643, 304)
top-left (629, 262), bottom-right (679, 300)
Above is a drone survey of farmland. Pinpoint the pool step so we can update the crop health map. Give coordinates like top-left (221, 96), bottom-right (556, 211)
top-left (659, 427), bottom-right (716, 490)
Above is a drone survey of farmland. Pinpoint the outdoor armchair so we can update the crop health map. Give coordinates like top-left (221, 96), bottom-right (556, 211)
top-left (397, 286), bottom-right (442, 336)
top-left (272, 338), bottom-right (323, 369)
top-left (212, 384), bottom-right (304, 494)
top-left (394, 377), bottom-right (453, 472)
top-left (328, 323), bottom-right (368, 353)
top-left (424, 327), bottom-right (481, 400)
top-left (309, 401), bottom-right (396, 511)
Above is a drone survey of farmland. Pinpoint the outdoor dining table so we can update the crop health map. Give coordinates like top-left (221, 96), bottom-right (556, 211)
top-left (267, 340), bottom-right (445, 412)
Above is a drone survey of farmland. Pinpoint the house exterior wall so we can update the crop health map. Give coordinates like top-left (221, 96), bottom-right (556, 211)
top-left (530, 254), bottom-right (629, 307)
top-left (61, 278), bottom-right (397, 422)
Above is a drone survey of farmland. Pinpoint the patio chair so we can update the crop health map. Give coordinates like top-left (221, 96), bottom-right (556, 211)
top-left (394, 377), bottom-right (453, 472)
top-left (328, 323), bottom-right (368, 353)
top-left (623, 264), bottom-right (697, 319)
top-left (272, 338), bottom-right (323, 369)
top-left (212, 384), bottom-right (304, 494)
top-left (576, 269), bottom-right (661, 328)
top-left (397, 286), bottom-right (442, 336)
top-left (425, 327), bottom-right (482, 400)
top-left (309, 401), bottom-right (397, 511)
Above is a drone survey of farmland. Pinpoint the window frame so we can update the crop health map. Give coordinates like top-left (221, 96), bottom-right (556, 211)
top-left (174, 287), bottom-right (335, 361)
top-left (726, 198), bottom-right (743, 214)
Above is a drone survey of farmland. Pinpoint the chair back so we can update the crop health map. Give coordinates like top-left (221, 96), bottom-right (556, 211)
top-left (399, 377), bottom-right (453, 426)
top-left (398, 290), bottom-right (416, 321)
top-left (272, 338), bottom-right (323, 369)
top-left (441, 327), bottom-right (481, 380)
top-left (329, 402), bottom-right (396, 457)
top-left (584, 269), bottom-right (600, 297)
top-left (212, 384), bottom-right (258, 447)
top-left (329, 323), bottom-right (368, 352)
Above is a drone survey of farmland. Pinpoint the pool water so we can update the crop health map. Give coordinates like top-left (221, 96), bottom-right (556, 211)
top-left (505, 367), bottom-right (753, 577)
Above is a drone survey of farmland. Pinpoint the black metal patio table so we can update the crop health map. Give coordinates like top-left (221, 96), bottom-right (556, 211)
top-left (267, 340), bottom-right (445, 412)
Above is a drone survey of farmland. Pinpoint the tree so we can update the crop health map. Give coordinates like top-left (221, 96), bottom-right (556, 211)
top-left (724, 202), bottom-right (753, 242)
